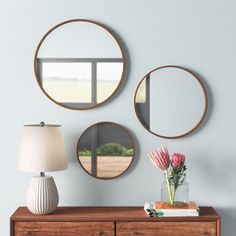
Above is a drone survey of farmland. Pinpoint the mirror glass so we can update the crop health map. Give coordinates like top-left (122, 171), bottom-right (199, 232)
top-left (34, 20), bottom-right (124, 109)
top-left (77, 122), bottom-right (134, 179)
top-left (134, 66), bottom-right (207, 138)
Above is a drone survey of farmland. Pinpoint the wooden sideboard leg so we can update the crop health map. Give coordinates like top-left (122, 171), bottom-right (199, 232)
top-left (10, 219), bottom-right (14, 236)
top-left (216, 218), bottom-right (221, 236)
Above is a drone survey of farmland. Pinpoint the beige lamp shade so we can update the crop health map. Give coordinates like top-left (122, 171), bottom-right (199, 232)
top-left (18, 124), bottom-right (68, 172)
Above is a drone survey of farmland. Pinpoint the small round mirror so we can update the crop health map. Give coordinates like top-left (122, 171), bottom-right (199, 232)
top-left (134, 65), bottom-right (207, 138)
top-left (34, 19), bottom-right (124, 110)
top-left (77, 122), bottom-right (134, 179)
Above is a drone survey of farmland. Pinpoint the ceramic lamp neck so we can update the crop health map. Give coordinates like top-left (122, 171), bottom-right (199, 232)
top-left (40, 172), bottom-right (45, 177)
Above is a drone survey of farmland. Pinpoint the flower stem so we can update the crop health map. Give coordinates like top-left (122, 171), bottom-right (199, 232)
top-left (164, 170), bottom-right (174, 206)
top-left (172, 186), bottom-right (176, 203)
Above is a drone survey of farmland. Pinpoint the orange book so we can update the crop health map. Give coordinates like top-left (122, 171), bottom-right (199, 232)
top-left (155, 201), bottom-right (199, 210)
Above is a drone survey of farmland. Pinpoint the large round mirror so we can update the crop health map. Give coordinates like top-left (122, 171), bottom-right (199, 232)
top-left (134, 65), bottom-right (207, 139)
top-left (34, 19), bottom-right (124, 110)
top-left (77, 122), bottom-right (134, 179)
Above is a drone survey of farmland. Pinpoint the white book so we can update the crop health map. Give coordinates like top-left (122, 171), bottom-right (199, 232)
top-left (160, 210), bottom-right (199, 217)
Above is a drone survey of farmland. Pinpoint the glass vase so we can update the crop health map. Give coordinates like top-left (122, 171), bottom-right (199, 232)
top-left (161, 178), bottom-right (189, 206)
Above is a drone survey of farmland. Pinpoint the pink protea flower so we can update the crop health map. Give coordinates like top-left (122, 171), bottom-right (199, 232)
top-left (148, 147), bottom-right (170, 171)
top-left (171, 152), bottom-right (185, 168)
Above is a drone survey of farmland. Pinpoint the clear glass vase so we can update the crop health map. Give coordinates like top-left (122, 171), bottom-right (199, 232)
top-left (161, 178), bottom-right (189, 206)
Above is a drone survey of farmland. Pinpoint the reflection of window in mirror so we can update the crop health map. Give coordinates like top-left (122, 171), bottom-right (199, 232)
top-left (37, 58), bottom-right (123, 107)
top-left (134, 75), bottom-right (150, 129)
top-left (135, 79), bottom-right (146, 103)
top-left (77, 123), bottom-right (134, 179)
top-left (134, 66), bottom-right (208, 138)
top-left (41, 62), bottom-right (92, 103)
top-left (97, 62), bottom-right (123, 103)
top-left (79, 142), bottom-right (133, 178)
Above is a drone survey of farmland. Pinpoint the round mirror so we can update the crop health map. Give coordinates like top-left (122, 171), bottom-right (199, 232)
top-left (134, 65), bottom-right (207, 139)
top-left (34, 19), bottom-right (124, 110)
top-left (77, 122), bottom-right (134, 179)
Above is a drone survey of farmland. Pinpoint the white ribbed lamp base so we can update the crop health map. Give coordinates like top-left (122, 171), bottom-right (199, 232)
top-left (26, 176), bottom-right (59, 215)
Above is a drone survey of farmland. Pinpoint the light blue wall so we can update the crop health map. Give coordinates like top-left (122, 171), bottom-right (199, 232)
top-left (1, 0), bottom-right (235, 235)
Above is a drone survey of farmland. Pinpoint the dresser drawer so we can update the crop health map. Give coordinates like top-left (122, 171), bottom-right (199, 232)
top-left (116, 222), bottom-right (217, 236)
top-left (14, 222), bottom-right (114, 236)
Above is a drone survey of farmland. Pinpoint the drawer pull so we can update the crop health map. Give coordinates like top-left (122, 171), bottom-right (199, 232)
top-left (24, 232), bottom-right (32, 236)
top-left (133, 232), bottom-right (142, 235)
top-left (97, 230), bottom-right (104, 236)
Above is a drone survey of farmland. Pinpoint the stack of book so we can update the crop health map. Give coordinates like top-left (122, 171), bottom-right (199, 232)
top-left (144, 201), bottom-right (199, 217)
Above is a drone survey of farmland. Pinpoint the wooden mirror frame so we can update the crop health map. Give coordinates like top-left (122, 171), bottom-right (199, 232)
top-left (34, 19), bottom-right (125, 110)
top-left (134, 65), bottom-right (208, 139)
top-left (76, 121), bottom-right (135, 180)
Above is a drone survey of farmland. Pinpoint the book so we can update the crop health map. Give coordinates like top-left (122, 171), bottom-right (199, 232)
top-left (155, 201), bottom-right (199, 217)
top-left (155, 201), bottom-right (199, 210)
top-left (144, 201), bottom-right (199, 217)
top-left (144, 202), bottom-right (163, 217)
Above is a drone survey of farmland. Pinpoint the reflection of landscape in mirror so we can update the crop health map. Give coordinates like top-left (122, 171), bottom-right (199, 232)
top-left (77, 123), bottom-right (134, 179)
top-left (97, 62), bottom-right (123, 103)
top-left (42, 62), bottom-right (92, 103)
top-left (135, 79), bottom-right (146, 103)
top-left (35, 20), bottom-right (124, 109)
top-left (79, 143), bottom-right (133, 178)
top-left (134, 75), bottom-right (150, 129)
top-left (39, 60), bottom-right (123, 104)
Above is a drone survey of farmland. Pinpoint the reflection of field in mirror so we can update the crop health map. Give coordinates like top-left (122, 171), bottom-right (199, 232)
top-left (43, 79), bottom-right (118, 103)
top-left (135, 79), bottom-right (146, 103)
top-left (79, 156), bottom-right (133, 178)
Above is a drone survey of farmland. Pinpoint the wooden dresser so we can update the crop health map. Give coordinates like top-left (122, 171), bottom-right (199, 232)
top-left (10, 206), bottom-right (221, 236)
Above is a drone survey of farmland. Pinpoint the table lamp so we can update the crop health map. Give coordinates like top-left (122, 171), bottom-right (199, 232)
top-left (18, 122), bottom-right (68, 215)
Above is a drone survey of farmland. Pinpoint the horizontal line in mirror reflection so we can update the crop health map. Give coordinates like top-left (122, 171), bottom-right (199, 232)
top-left (37, 58), bottom-right (123, 63)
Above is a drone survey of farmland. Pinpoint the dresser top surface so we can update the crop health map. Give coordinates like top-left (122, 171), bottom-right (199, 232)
top-left (11, 206), bottom-right (220, 222)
